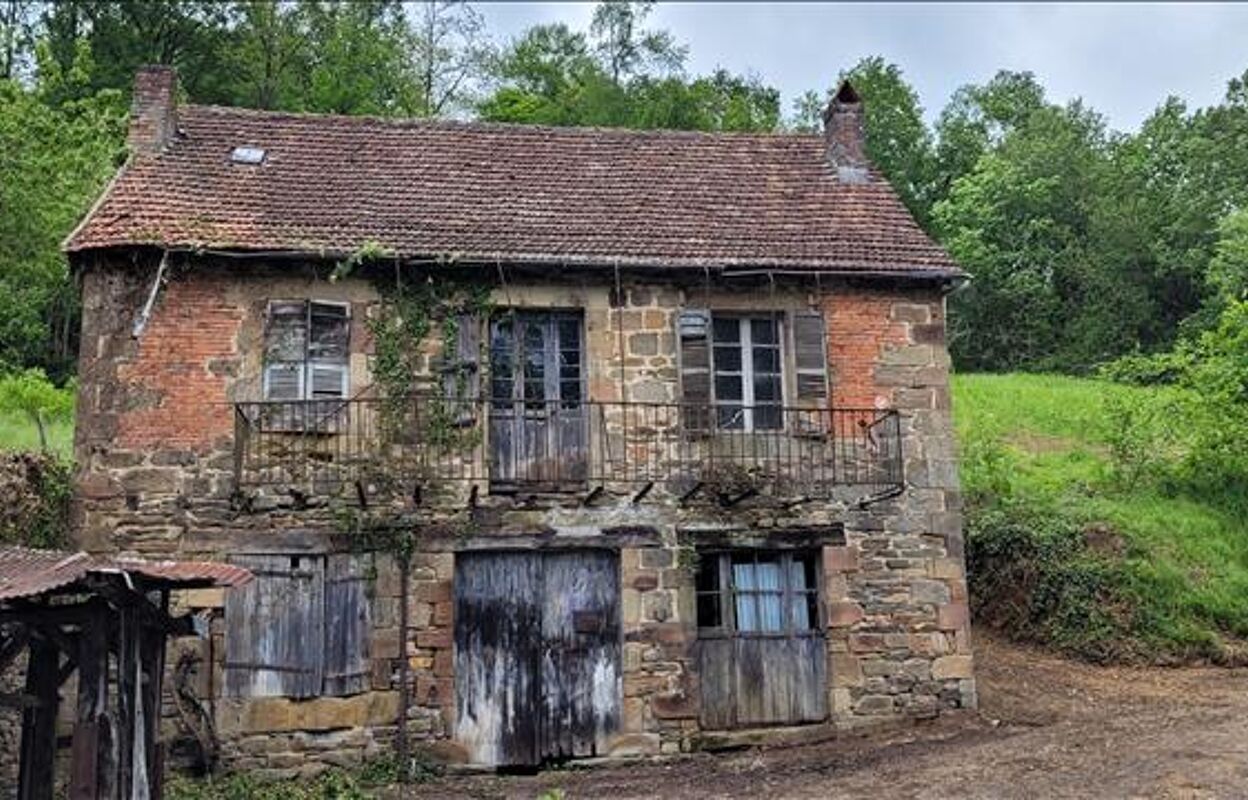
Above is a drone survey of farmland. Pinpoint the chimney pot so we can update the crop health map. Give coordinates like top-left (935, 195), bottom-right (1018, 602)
top-left (823, 80), bottom-right (868, 183)
top-left (129, 65), bottom-right (178, 155)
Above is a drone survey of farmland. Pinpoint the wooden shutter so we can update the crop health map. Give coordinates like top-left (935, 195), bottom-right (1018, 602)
top-left (443, 314), bottom-right (481, 423)
top-left (677, 309), bottom-right (712, 430)
top-left (791, 310), bottom-right (829, 402)
top-left (323, 553), bottom-right (371, 696)
top-left (224, 554), bottom-right (325, 699)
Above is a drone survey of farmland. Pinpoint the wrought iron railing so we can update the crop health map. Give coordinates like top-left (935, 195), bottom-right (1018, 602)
top-left (233, 397), bottom-right (903, 500)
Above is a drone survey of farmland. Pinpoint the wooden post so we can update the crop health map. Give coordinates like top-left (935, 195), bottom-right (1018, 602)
top-left (116, 606), bottom-right (138, 799)
top-left (70, 607), bottom-right (109, 800)
top-left (17, 636), bottom-right (60, 800)
top-left (139, 593), bottom-right (169, 798)
top-left (397, 550), bottom-right (410, 785)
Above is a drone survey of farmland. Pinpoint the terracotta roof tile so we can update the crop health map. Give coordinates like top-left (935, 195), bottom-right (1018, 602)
top-left (66, 105), bottom-right (962, 277)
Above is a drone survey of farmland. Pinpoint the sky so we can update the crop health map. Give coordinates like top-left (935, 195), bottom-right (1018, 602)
top-left (476, 2), bottom-right (1248, 132)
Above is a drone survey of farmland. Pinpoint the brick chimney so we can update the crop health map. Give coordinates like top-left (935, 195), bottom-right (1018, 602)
top-left (822, 81), bottom-right (868, 183)
top-left (129, 65), bottom-right (178, 155)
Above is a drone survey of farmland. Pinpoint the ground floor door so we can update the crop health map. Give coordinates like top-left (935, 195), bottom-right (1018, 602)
top-left (453, 550), bottom-right (621, 766)
top-left (696, 550), bottom-right (828, 729)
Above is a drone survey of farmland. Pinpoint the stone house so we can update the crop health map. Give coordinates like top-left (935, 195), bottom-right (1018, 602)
top-left (63, 66), bottom-right (973, 774)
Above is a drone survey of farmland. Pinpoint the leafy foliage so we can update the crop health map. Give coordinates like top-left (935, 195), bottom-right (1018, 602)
top-left (0, 451), bottom-right (72, 548)
top-left (958, 373), bottom-right (1248, 664)
top-left (0, 367), bottom-right (73, 451)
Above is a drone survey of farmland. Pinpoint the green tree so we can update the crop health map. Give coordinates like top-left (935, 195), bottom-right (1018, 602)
top-left (408, 0), bottom-right (494, 117)
top-left (0, 368), bottom-right (74, 451)
top-left (0, 52), bottom-right (126, 380)
top-left (589, 0), bottom-right (684, 85)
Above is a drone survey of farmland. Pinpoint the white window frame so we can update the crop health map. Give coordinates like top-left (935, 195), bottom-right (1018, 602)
top-left (263, 300), bottom-right (351, 401)
top-left (710, 314), bottom-right (785, 432)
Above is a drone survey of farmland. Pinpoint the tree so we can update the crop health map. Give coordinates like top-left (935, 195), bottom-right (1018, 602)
top-left (1, 0), bottom-right (38, 80)
top-left (934, 71), bottom-right (1047, 202)
top-left (589, 0), bottom-right (684, 85)
top-left (934, 102), bottom-right (1110, 371)
top-left (0, 368), bottom-right (74, 451)
top-left (0, 53), bottom-right (126, 380)
top-left (479, 5), bottom-right (775, 133)
top-left (407, 0), bottom-right (493, 117)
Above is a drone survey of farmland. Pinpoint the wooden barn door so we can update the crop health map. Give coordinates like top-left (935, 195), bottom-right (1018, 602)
top-left (488, 312), bottom-right (587, 491)
top-left (453, 550), bottom-right (621, 766)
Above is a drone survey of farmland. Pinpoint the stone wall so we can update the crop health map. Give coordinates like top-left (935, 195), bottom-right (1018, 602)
top-left (69, 254), bottom-right (972, 773)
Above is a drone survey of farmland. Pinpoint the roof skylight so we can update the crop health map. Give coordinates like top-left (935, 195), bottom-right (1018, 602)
top-left (230, 146), bottom-right (266, 165)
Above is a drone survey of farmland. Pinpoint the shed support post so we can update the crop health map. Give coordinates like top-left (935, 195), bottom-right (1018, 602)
top-left (70, 608), bottom-right (111, 800)
top-left (18, 637), bottom-right (60, 800)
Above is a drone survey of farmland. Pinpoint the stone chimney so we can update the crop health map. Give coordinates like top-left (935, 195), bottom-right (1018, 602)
top-left (822, 81), bottom-right (868, 183)
top-left (128, 65), bottom-right (178, 155)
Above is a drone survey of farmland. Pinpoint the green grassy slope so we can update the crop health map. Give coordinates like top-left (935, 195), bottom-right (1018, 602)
top-left (954, 373), bottom-right (1248, 663)
top-left (0, 412), bottom-right (73, 456)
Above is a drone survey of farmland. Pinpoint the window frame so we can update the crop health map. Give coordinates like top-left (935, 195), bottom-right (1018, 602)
top-left (695, 549), bottom-right (823, 640)
top-left (262, 299), bottom-right (351, 402)
top-left (708, 313), bottom-right (786, 432)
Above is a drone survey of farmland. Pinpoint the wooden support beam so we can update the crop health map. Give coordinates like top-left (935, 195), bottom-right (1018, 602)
top-left (115, 606), bottom-right (137, 800)
top-left (70, 608), bottom-right (110, 800)
top-left (17, 637), bottom-right (59, 800)
top-left (0, 626), bottom-right (30, 673)
top-left (678, 481), bottom-right (705, 505)
top-left (582, 485), bottom-right (605, 506)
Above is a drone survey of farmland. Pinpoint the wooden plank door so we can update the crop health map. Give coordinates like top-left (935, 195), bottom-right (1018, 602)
top-left (540, 550), bottom-right (621, 761)
top-left (454, 550), bottom-right (621, 766)
top-left (453, 551), bottom-right (544, 767)
top-left (488, 313), bottom-right (586, 490)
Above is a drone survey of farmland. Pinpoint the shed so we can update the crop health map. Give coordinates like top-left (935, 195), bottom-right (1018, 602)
top-left (0, 547), bottom-right (251, 799)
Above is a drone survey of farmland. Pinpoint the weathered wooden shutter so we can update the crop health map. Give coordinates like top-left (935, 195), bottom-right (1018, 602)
top-left (443, 314), bottom-right (481, 423)
top-left (677, 309), bottom-right (712, 430)
top-left (323, 553), bottom-right (371, 696)
top-left (224, 554), bottom-right (325, 698)
top-left (791, 310), bottom-right (829, 402)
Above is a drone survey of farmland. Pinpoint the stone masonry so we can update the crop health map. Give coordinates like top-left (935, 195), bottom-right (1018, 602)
top-left (70, 252), bottom-right (973, 775)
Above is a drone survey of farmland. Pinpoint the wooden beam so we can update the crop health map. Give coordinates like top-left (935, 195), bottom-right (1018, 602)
top-left (17, 637), bottom-right (59, 800)
top-left (0, 626), bottom-right (30, 673)
top-left (70, 607), bottom-right (110, 800)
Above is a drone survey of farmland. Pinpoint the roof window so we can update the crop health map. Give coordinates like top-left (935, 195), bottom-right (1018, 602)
top-left (230, 146), bottom-right (266, 165)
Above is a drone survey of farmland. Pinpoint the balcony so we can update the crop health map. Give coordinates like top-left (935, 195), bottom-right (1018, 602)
top-left (232, 397), bottom-right (903, 504)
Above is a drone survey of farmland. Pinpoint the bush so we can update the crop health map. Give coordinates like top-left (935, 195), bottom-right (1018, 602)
top-left (0, 451), bottom-right (72, 548)
top-left (966, 501), bottom-right (1136, 662)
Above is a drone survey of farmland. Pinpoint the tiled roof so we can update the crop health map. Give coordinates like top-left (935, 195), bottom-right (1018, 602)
top-left (66, 104), bottom-right (962, 277)
top-left (0, 546), bottom-right (252, 602)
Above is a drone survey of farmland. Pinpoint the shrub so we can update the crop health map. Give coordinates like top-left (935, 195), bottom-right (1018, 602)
top-left (0, 451), bottom-right (72, 548)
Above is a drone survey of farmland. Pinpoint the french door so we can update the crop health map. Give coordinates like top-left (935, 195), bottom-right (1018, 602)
top-left (488, 311), bottom-right (586, 490)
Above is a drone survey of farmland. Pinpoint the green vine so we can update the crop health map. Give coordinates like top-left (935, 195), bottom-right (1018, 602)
top-left (325, 245), bottom-right (494, 557)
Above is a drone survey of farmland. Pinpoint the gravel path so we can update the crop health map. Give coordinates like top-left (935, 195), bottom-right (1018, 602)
top-left (415, 634), bottom-right (1248, 799)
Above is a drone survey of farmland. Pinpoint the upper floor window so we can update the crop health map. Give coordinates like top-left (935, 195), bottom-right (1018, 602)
top-left (263, 300), bottom-right (350, 401)
top-left (678, 309), bottom-right (827, 432)
top-left (712, 315), bottom-right (783, 430)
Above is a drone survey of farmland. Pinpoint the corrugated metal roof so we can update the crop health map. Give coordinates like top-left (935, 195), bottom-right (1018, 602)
top-left (0, 546), bottom-right (252, 602)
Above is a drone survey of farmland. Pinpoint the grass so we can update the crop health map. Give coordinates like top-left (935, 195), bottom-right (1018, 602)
top-left (0, 411), bottom-right (73, 457)
top-left (954, 373), bottom-right (1248, 662)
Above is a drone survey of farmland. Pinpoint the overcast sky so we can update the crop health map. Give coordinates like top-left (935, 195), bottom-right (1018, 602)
top-left (476, 2), bottom-right (1248, 132)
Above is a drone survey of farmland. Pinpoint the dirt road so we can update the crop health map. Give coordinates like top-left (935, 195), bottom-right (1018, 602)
top-left (420, 634), bottom-right (1248, 799)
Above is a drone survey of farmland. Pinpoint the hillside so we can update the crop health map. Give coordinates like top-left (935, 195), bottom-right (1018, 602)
top-left (955, 373), bottom-right (1248, 663)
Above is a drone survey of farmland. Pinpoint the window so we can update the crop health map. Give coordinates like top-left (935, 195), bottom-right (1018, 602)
top-left (696, 550), bottom-right (820, 636)
top-left (224, 553), bottom-right (370, 698)
top-left (263, 301), bottom-right (350, 401)
top-left (711, 316), bottom-right (783, 430)
top-left (678, 310), bottom-right (823, 432)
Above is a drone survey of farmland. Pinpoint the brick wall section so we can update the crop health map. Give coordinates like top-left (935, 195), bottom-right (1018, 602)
top-left (115, 274), bottom-right (242, 451)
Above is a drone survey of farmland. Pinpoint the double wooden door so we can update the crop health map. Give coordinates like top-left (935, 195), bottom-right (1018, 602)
top-left (488, 312), bottom-right (587, 490)
top-left (453, 550), bottom-right (621, 766)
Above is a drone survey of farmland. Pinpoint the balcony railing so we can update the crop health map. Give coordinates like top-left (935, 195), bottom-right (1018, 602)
top-left (233, 397), bottom-right (903, 501)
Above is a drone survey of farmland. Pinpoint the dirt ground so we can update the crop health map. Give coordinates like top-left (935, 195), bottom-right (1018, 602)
top-left (415, 633), bottom-right (1248, 799)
